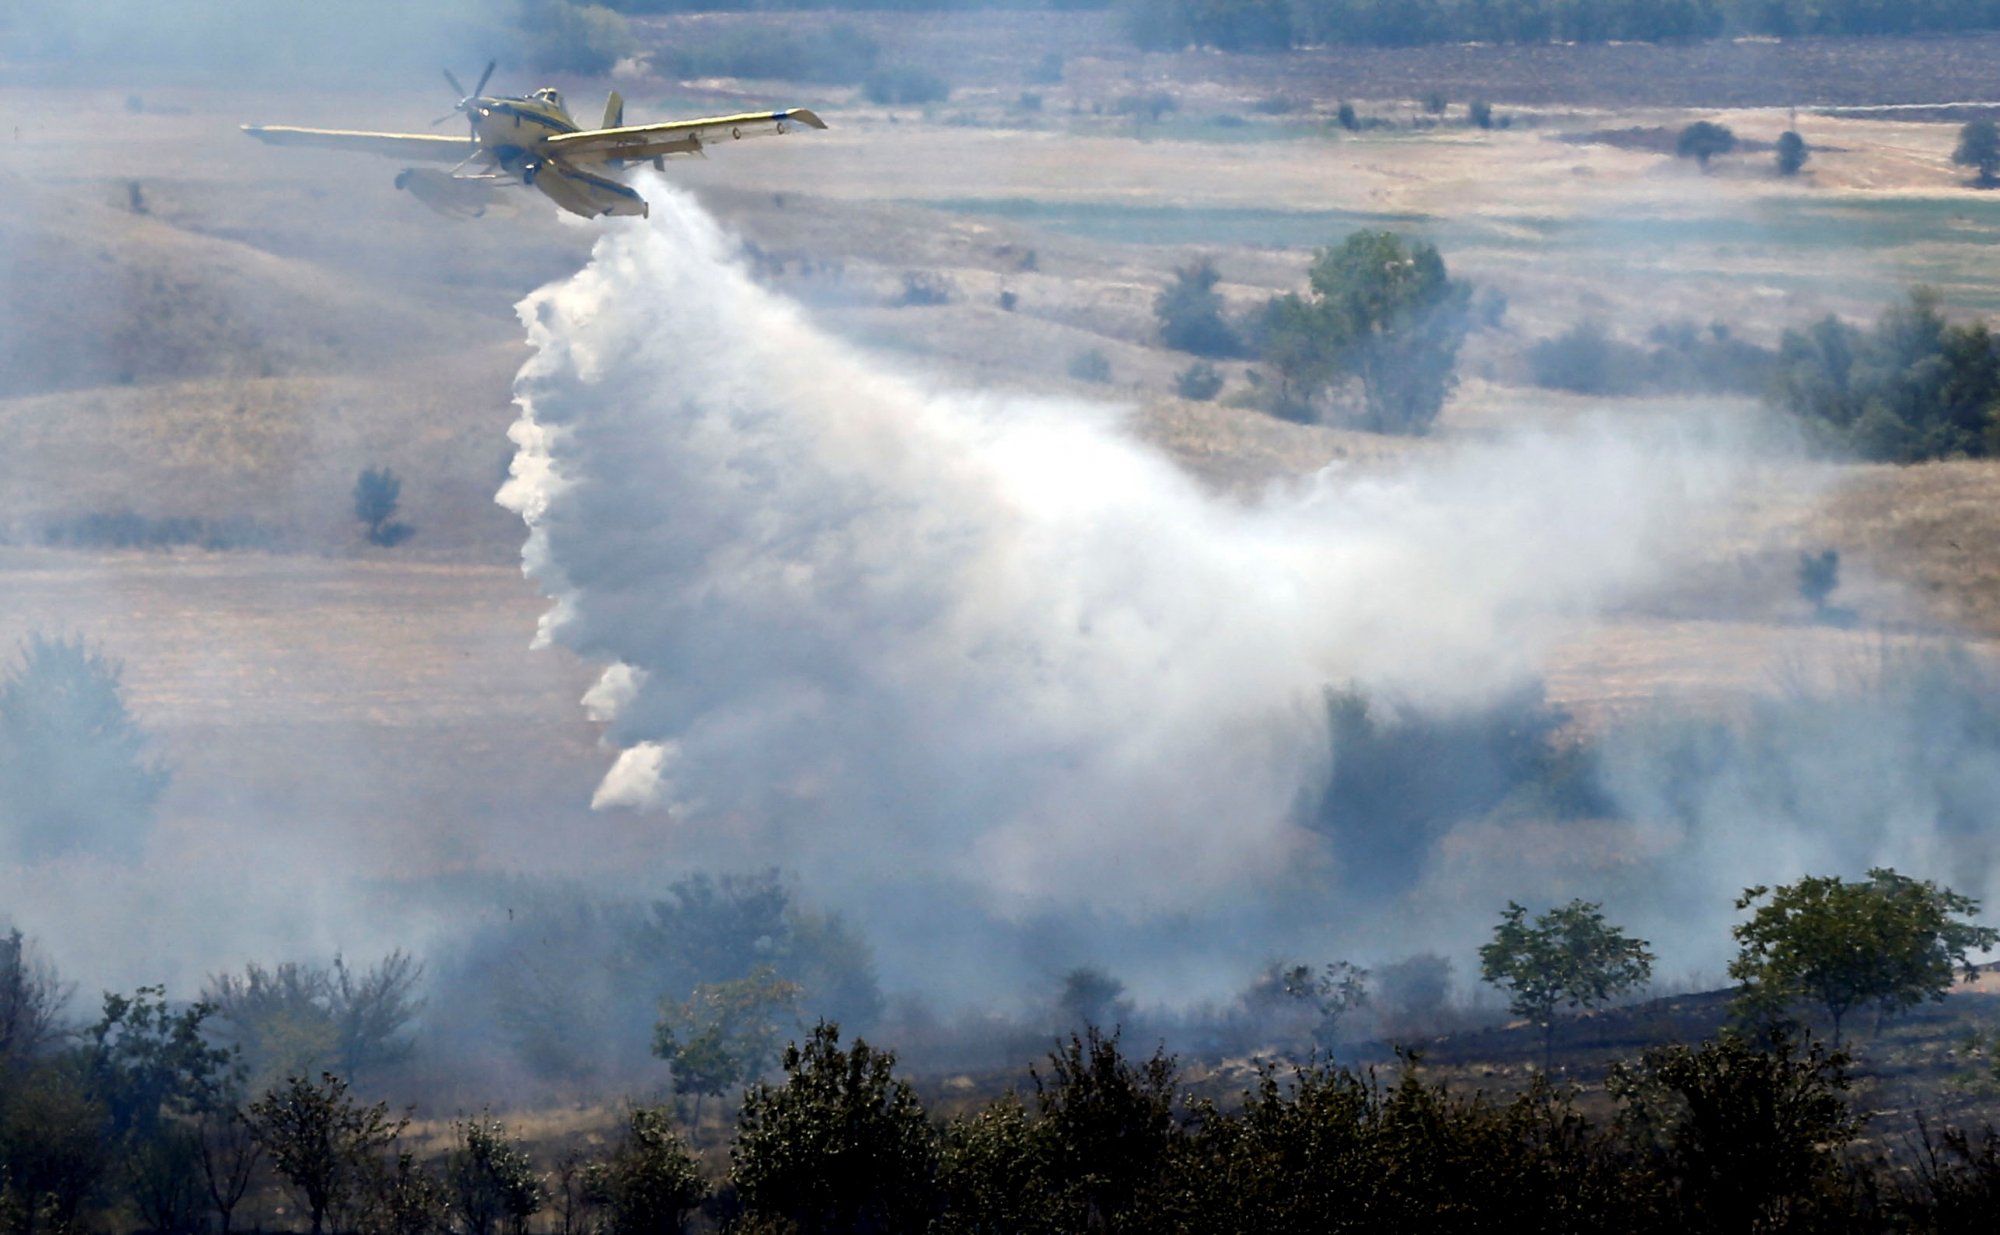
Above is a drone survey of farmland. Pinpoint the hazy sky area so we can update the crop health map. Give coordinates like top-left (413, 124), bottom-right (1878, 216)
top-left (3, 1), bottom-right (2000, 1065)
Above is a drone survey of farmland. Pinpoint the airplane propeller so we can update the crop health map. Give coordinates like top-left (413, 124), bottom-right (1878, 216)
top-left (432, 60), bottom-right (498, 134)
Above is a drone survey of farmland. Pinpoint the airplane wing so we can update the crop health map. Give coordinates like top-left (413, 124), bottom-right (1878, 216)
top-left (543, 109), bottom-right (827, 165)
top-left (241, 125), bottom-right (476, 162)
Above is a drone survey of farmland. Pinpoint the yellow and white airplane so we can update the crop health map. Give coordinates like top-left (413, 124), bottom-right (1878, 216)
top-left (244, 63), bottom-right (826, 220)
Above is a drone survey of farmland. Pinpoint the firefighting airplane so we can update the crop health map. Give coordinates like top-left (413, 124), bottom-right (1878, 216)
top-left (243, 62), bottom-right (825, 220)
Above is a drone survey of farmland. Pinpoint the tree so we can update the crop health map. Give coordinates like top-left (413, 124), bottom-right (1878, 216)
top-left (192, 1099), bottom-right (262, 1235)
top-left (1246, 961), bottom-right (1370, 1053)
top-left (653, 965), bottom-right (801, 1132)
top-left (1729, 867), bottom-right (2000, 1044)
top-left (1256, 231), bottom-right (1472, 434)
top-left (1054, 966), bottom-right (1129, 1031)
top-left (730, 1022), bottom-right (938, 1235)
top-left (1954, 119), bottom-right (2000, 186)
top-left (353, 468), bottom-right (413, 548)
top-left (1776, 129), bottom-right (1810, 175)
top-left (1026, 1028), bottom-right (1180, 1232)
top-left (205, 951), bottom-right (424, 1089)
top-left (1479, 900), bottom-right (1655, 1070)
top-left (1608, 1032), bottom-right (1860, 1232)
top-left (84, 986), bottom-right (236, 1144)
top-left (582, 1107), bottom-right (707, 1235)
top-left (0, 633), bottom-right (167, 862)
top-left (0, 930), bottom-right (69, 1073)
top-left (1154, 258), bottom-right (1241, 357)
top-left (1676, 120), bottom-right (1737, 169)
top-left (246, 1073), bottom-right (406, 1235)
top-left (0, 1064), bottom-right (113, 1235)
top-left (446, 1115), bottom-right (544, 1235)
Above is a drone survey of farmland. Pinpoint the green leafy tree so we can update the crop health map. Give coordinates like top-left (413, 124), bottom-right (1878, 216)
top-left (1479, 900), bottom-right (1655, 1070)
top-left (1154, 258), bottom-right (1241, 357)
top-left (1775, 287), bottom-right (2000, 461)
top-left (359, 1149), bottom-right (449, 1235)
top-left (0, 634), bottom-right (167, 862)
top-left (1955, 119), bottom-right (2000, 186)
top-left (1026, 1028), bottom-right (1180, 1232)
top-left (205, 952), bottom-right (424, 1090)
top-left (1257, 231), bottom-right (1472, 433)
top-left (1676, 120), bottom-right (1737, 169)
top-left (85, 986), bottom-right (236, 1142)
top-left (937, 1093), bottom-right (1055, 1235)
top-left (582, 1107), bottom-right (707, 1235)
top-left (1776, 129), bottom-right (1810, 175)
top-left (245, 1072), bottom-right (406, 1235)
top-left (652, 965), bottom-right (800, 1131)
top-left (1608, 1032), bottom-right (1860, 1232)
top-left (1729, 867), bottom-right (2000, 1044)
top-left (0, 1064), bottom-right (112, 1235)
top-left (446, 1115), bottom-right (544, 1235)
top-left (731, 1022), bottom-right (938, 1235)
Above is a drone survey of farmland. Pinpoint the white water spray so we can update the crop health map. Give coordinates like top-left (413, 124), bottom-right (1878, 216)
top-left (499, 182), bottom-right (1753, 986)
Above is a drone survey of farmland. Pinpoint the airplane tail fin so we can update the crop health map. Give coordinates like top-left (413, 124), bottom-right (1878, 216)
top-left (603, 91), bottom-right (625, 130)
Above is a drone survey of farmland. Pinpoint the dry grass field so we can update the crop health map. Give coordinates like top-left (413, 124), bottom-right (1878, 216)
top-left (10, 15), bottom-right (2000, 1047)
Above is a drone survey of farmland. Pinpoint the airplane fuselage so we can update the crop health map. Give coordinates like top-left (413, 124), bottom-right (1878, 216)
top-left (463, 89), bottom-right (647, 218)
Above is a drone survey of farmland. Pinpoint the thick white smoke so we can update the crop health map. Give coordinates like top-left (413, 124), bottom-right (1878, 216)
top-left (499, 181), bottom-right (1757, 992)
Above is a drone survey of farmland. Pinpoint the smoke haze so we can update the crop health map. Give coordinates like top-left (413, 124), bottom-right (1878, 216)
top-left (500, 180), bottom-right (1771, 1001)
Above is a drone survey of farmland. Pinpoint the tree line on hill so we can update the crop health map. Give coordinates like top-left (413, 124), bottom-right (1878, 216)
top-left (1120, 0), bottom-right (2000, 51)
top-left (1160, 224), bottom-right (2000, 463)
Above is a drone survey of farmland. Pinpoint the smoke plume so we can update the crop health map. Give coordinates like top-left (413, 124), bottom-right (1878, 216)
top-left (499, 180), bottom-right (1761, 998)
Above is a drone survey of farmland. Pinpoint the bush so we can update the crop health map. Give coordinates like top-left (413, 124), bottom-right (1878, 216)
top-left (1775, 288), bottom-right (2000, 461)
top-left (1336, 101), bottom-right (1358, 130)
top-left (1776, 129), bottom-right (1810, 175)
top-left (1027, 1030), bottom-right (1180, 1231)
top-left (1154, 258), bottom-right (1242, 357)
top-left (1300, 684), bottom-right (1604, 893)
top-left (1067, 349), bottom-right (1113, 383)
top-left (39, 510), bottom-right (284, 552)
top-left (863, 66), bottom-right (951, 106)
top-left (584, 1108), bottom-right (706, 1235)
top-left (1469, 100), bottom-right (1493, 129)
top-left (731, 1023), bottom-right (937, 1235)
top-left (446, 1116), bottom-right (543, 1235)
top-left (0, 634), bottom-right (167, 862)
top-left (1955, 118), bottom-right (2000, 185)
top-left (1608, 1033), bottom-right (1860, 1231)
top-left (1176, 361), bottom-right (1224, 400)
top-left (894, 271), bottom-right (955, 307)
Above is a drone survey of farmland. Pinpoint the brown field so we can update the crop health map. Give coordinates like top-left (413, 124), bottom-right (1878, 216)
top-left (9, 16), bottom-right (2000, 1086)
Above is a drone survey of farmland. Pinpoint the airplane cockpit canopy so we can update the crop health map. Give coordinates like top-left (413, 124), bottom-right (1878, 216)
top-left (534, 87), bottom-right (565, 108)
